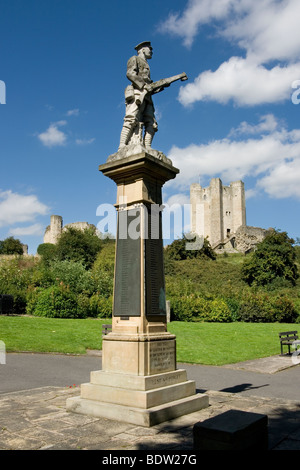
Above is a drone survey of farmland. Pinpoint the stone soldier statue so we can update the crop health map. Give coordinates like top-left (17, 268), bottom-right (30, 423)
top-left (118, 41), bottom-right (188, 151)
top-left (119, 41), bottom-right (157, 150)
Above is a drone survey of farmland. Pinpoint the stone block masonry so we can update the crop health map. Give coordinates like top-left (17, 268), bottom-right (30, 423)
top-left (190, 178), bottom-right (270, 253)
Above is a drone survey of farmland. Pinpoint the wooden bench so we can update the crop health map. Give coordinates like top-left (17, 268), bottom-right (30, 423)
top-left (102, 324), bottom-right (112, 336)
top-left (279, 331), bottom-right (298, 355)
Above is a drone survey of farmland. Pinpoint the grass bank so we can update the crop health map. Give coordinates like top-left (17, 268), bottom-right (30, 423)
top-left (0, 316), bottom-right (297, 365)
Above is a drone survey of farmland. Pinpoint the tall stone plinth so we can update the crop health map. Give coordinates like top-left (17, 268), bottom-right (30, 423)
top-left (66, 150), bottom-right (209, 426)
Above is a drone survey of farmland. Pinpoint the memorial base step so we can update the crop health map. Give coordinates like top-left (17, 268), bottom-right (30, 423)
top-left (66, 369), bottom-right (209, 427)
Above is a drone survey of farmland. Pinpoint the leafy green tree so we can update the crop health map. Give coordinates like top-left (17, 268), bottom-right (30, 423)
top-left (55, 227), bottom-right (103, 269)
top-left (0, 236), bottom-right (24, 255)
top-left (241, 230), bottom-right (298, 287)
top-left (165, 235), bottom-right (216, 261)
top-left (37, 243), bottom-right (58, 265)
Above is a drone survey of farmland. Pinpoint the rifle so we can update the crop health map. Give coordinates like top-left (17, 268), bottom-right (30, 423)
top-left (136, 72), bottom-right (188, 105)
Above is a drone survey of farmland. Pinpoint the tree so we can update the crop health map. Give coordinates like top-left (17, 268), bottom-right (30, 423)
top-left (0, 236), bottom-right (24, 255)
top-left (164, 235), bottom-right (216, 261)
top-left (241, 230), bottom-right (298, 286)
top-left (37, 243), bottom-right (58, 265)
top-left (55, 227), bottom-right (103, 269)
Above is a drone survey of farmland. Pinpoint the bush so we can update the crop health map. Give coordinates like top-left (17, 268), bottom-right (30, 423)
top-left (237, 292), bottom-right (275, 322)
top-left (89, 294), bottom-right (112, 318)
top-left (0, 257), bottom-right (37, 314)
top-left (0, 236), bottom-right (24, 255)
top-left (50, 260), bottom-right (96, 295)
top-left (165, 235), bottom-right (216, 261)
top-left (55, 227), bottom-right (103, 269)
top-left (37, 243), bottom-right (58, 265)
top-left (170, 294), bottom-right (232, 322)
top-left (237, 291), bottom-right (298, 323)
top-left (242, 230), bottom-right (298, 287)
top-left (225, 297), bottom-right (241, 322)
top-left (272, 295), bottom-right (298, 323)
top-left (32, 284), bottom-right (80, 318)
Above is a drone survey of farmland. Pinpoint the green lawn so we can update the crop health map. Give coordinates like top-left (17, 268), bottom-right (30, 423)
top-left (0, 316), bottom-right (106, 355)
top-left (168, 321), bottom-right (296, 365)
top-left (0, 316), bottom-right (297, 365)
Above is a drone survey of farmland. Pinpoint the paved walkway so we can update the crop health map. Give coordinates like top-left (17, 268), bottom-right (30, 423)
top-left (1, 354), bottom-right (300, 451)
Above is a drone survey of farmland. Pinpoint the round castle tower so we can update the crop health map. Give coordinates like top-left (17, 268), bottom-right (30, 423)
top-left (43, 215), bottom-right (63, 244)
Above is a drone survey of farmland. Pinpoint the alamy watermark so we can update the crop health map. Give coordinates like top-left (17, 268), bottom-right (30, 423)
top-left (0, 341), bottom-right (6, 365)
top-left (291, 341), bottom-right (300, 365)
top-left (96, 199), bottom-right (204, 250)
top-left (291, 80), bottom-right (300, 104)
top-left (0, 80), bottom-right (6, 104)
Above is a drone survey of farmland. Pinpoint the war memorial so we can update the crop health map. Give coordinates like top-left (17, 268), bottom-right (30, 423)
top-left (66, 41), bottom-right (209, 426)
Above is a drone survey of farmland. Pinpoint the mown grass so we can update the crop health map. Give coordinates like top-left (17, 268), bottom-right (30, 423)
top-left (0, 315), bottom-right (296, 365)
top-left (168, 321), bottom-right (295, 365)
top-left (0, 316), bottom-right (107, 355)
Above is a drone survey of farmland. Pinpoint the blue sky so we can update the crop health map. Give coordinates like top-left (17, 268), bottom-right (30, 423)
top-left (1, 0), bottom-right (300, 254)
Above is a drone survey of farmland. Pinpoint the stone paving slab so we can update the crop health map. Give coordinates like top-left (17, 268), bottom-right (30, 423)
top-left (1, 385), bottom-right (300, 451)
top-left (223, 355), bottom-right (298, 374)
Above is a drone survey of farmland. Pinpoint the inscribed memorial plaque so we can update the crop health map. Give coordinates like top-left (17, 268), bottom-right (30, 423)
top-left (113, 209), bottom-right (141, 317)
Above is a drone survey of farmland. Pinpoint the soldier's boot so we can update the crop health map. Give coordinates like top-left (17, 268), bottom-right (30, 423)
top-left (144, 130), bottom-right (154, 149)
top-left (118, 126), bottom-right (132, 149)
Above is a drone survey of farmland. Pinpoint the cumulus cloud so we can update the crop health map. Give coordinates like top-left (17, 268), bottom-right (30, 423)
top-left (178, 58), bottom-right (300, 106)
top-left (0, 190), bottom-right (49, 227)
top-left (159, 0), bottom-right (235, 48)
top-left (165, 114), bottom-right (300, 199)
top-left (38, 120), bottom-right (67, 147)
top-left (229, 114), bottom-right (280, 137)
top-left (258, 159), bottom-right (300, 199)
top-left (160, 0), bottom-right (300, 107)
top-left (9, 223), bottom-right (44, 237)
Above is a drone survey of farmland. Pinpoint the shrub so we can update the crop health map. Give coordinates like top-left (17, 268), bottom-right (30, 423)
top-left (26, 287), bottom-right (40, 316)
top-left (50, 260), bottom-right (96, 295)
top-left (208, 299), bottom-right (232, 322)
top-left (241, 230), bottom-right (298, 287)
top-left (272, 295), bottom-right (298, 323)
top-left (165, 235), bottom-right (216, 261)
top-left (32, 284), bottom-right (80, 318)
top-left (0, 257), bottom-right (37, 314)
top-left (170, 294), bottom-right (232, 322)
top-left (237, 292), bottom-right (275, 322)
top-left (225, 297), bottom-right (241, 321)
top-left (89, 294), bottom-right (112, 318)
top-left (55, 227), bottom-right (103, 269)
top-left (37, 243), bottom-right (58, 264)
top-left (0, 236), bottom-right (24, 255)
top-left (236, 291), bottom-right (299, 323)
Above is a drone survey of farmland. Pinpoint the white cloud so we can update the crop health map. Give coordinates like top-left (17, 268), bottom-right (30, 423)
top-left (160, 0), bottom-right (300, 61)
top-left (9, 223), bottom-right (44, 237)
top-left (258, 159), bottom-right (300, 199)
top-left (160, 0), bottom-right (300, 107)
top-left (178, 57), bottom-right (300, 106)
top-left (164, 193), bottom-right (190, 207)
top-left (75, 137), bottom-right (95, 145)
top-left (0, 190), bottom-right (49, 227)
top-left (38, 121), bottom-right (67, 147)
top-left (229, 114), bottom-right (280, 137)
top-left (222, 0), bottom-right (300, 64)
top-left (66, 108), bottom-right (79, 116)
top-left (159, 0), bottom-right (235, 48)
top-left (165, 114), bottom-right (300, 199)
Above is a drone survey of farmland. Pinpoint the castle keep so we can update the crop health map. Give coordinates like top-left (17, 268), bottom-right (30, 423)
top-left (190, 178), bottom-right (268, 253)
top-left (43, 215), bottom-right (98, 245)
